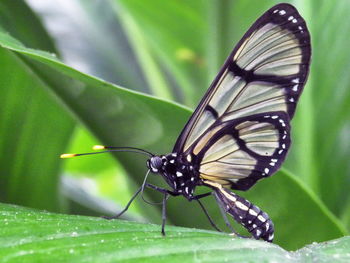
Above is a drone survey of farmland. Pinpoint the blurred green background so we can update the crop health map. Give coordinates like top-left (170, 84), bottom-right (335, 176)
top-left (0, 0), bottom-right (349, 252)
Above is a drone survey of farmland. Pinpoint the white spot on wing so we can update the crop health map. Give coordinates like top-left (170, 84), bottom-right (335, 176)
top-left (256, 229), bottom-right (261, 236)
top-left (264, 168), bottom-right (269, 174)
top-left (292, 85), bottom-right (298, 91)
top-left (279, 10), bottom-right (286, 15)
top-left (279, 119), bottom-right (286, 127)
top-left (288, 16), bottom-right (294, 21)
top-left (292, 18), bottom-right (297, 23)
top-left (292, 78), bottom-right (299, 83)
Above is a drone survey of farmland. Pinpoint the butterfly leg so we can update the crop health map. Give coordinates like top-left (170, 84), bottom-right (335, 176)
top-left (103, 185), bottom-right (143, 220)
top-left (196, 198), bottom-right (222, 232)
top-left (161, 192), bottom-right (169, 236)
top-left (145, 183), bottom-right (180, 196)
top-left (213, 191), bottom-right (244, 237)
top-left (214, 187), bottom-right (274, 242)
top-left (143, 183), bottom-right (181, 236)
top-left (187, 192), bottom-right (223, 232)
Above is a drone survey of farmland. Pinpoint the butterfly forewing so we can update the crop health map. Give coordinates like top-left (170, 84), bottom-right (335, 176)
top-left (173, 3), bottom-right (310, 191)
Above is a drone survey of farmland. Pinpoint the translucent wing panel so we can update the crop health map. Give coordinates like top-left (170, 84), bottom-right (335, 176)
top-left (235, 25), bottom-right (303, 75)
top-left (198, 112), bottom-right (291, 190)
top-left (186, 110), bottom-right (216, 153)
top-left (184, 73), bottom-right (245, 150)
top-left (192, 124), bottom-right (223, 155)
top-left (200, 145), bottom-right (257, 180)
top-left (208, 73), bottom-right (246, 116)
top-left (201, 162), bottom-right (255, 179)
top-left (222, 81), bottom-right (287, 120)
top-left (201, 135), bottom-right (240, 163)
top-left (237, 121), bottom-right (280, 156)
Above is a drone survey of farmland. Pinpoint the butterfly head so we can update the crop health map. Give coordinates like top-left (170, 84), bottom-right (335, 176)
top-left (147, 155), bottom-right (166, 173)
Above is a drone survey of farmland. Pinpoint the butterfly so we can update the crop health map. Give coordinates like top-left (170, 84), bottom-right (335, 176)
top-left (61, 3), bottom-right (311, 242)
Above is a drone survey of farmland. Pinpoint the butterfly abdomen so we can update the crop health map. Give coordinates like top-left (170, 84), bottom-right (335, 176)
top-left (213, 185), bottom-right (274, 242)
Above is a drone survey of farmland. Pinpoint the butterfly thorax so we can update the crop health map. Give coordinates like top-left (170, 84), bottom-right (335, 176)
top-left (147, 153), bottom-right (200, 199)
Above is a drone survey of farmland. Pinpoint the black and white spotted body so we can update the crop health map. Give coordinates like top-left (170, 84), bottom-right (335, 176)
top-left (148, 153), bottom-right (275, 242)
top-left (147, 153), bottom-right (201, 200)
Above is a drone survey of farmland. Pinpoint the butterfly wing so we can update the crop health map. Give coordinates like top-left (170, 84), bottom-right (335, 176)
top-left (173, 3), bottom-right (311, 190)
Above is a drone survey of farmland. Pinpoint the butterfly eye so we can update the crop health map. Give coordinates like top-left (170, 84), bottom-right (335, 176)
top-left (148, 156), bottom-right (163, 173)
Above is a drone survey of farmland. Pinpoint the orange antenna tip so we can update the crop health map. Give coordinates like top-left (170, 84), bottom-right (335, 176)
top-left (60, 153), bottom-right (77, 159)
top-left (93, 145), bottom-right (105, 150)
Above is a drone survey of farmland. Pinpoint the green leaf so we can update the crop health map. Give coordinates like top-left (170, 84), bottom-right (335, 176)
top-left (116, 0), bottom-right (208, 106)
top-left (0, 203), bottom-right (349, 262)
top-left (114, 5), bottom-right (173, 100)
top-left (0, 0), bottom-right (57, 53)
top-left (0, 1), bottom-right (74, 211)
top-left (27, 0), bottom-right (150, 94)
top-left (0, 29), bottom-right (189, 221)
top-left (310, 1), bottom-right (350, 218)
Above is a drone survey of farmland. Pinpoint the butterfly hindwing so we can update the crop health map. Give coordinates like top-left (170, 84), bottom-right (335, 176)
top-left (196, 112), bottom-right (290, 190)
top-left (173, 3), bottom-right (310, 190)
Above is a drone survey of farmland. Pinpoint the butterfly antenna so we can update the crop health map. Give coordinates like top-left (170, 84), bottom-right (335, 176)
top-left (60, 145), bottom-right (154, 159)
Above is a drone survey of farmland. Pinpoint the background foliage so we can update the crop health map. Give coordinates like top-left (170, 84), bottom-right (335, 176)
top-left (0, 0), bottom-right (349, 261)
